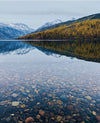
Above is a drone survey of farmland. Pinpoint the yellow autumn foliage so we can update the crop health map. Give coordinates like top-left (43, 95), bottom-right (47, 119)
top-left (19, 19), bottom-right (100, 40)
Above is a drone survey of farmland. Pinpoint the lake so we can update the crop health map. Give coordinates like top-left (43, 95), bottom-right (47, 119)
top-left (0, 40), bottom-right (100, 123)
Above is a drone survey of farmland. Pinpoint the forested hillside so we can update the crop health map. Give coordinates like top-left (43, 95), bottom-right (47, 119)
top-left (18, 19), bottom-right (100, 40)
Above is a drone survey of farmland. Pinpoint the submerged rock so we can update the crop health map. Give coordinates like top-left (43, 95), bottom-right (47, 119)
top-left (36, 115), bottom-right (41, 119)
top-left (39, 110), bottom-right (45, 116)
top-left (18, 121), bottom-right (23, 123)
top-left (92, 111), bottom-right (96, 116)
top-left (56, 116), bottom-right (62, 122)
top-left (66, 115), bottom-right (72, 120)
top-left (25, 117), bottom-right (34, 123)
top-left (96, 115), bottom-right (100, 121)
top-left (57, 100), bottom-right (63, 105)
top-left (12, 101), bottom-right (19, 106)
top-left (10, 114), bottom-right (14, 116)
top-left (20, 104), bottom-right (26, 108)
top-left (11, 93), bottom-right (18, 98)
top-left (81, 121), bottom-right (85, 123)
top-left (85, 96), bottom-right (92, 100)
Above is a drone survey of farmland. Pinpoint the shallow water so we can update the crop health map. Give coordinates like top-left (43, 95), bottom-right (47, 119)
top-left (0, 41), bottom-right (100, 123)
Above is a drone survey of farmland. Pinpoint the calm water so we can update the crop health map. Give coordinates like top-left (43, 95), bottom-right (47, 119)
top-left (0, 41), bottom-right (100, 123)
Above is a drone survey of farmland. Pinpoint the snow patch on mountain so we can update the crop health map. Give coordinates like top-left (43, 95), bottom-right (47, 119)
top-left (0, 23), bottom-right (34, 31)
top-left (8, 23), bottom-right (34, 31)
top-left (37, 19), bottom-right (62, 30)
top-left (0, 23), bottom-right (34, 39)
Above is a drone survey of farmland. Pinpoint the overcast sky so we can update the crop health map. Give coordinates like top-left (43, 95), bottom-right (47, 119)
top-left (0, 0), bottom-right (100, 29)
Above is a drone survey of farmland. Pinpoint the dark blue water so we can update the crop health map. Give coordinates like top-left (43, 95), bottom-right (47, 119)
top-left (0, 41), bottom-right (100, 123)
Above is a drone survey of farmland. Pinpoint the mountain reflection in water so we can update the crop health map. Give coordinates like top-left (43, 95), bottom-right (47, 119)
top-left (0, 41), bottom-right (34, 55)
top-left (0, 40), bottom-right (100, 62)
top-left (26, 40), bottom-right (100, 63)
top-left (0, 40), bottom-right (100, 123)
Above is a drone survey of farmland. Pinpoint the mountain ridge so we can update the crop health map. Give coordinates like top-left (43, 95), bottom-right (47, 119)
top-left (33, 13), bottom-right (100, 33)
top-left (0, 23), bottom-right (34, 39)
top-left (34, 19), bottom-right (62, 33)
top-left (18, 13), bottom-right (100, 40)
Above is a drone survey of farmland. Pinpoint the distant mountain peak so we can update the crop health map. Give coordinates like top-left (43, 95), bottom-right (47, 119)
top-left (8, 23), bottom-right (34, 31)
top-left (0, 22), bottom-right (34, 39)
top-left (71, 17), bottom-right (76, 21)
top-left (36, 19), bottom-right (62, 32)
top-left (47, 19), bottom-right (62, 25)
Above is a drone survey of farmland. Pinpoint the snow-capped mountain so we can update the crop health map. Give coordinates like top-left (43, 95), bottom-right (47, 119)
top-left (8, 23), bottom-right (33, 31)
top-left (34, 19), bottom-right (62, 33)
top-left (39, 19), bottom-right (62, 29)
top-left (0, 23), bottom-right (34, 39)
